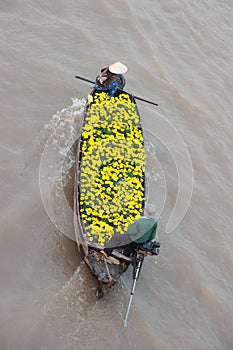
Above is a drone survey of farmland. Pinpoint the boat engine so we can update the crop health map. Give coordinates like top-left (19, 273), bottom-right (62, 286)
top-left (140, 241), bottom-right (161, 256)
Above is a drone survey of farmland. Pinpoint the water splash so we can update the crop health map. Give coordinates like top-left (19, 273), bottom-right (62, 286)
top-left (38, 98), bottom-right (85, 240)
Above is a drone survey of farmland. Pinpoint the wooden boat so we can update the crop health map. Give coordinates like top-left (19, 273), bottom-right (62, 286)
top-left (73, 87), bottom-right (146, 297)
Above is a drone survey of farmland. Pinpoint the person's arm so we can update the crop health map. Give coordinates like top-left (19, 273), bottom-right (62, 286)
top-left (149, 222), bottom-right (158, 242)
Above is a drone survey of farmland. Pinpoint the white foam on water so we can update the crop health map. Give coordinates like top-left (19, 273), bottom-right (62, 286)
top-left (38, 98), bottom-right (85, 241)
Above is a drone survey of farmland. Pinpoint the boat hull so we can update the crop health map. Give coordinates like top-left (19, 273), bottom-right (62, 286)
top-left (73, 88), bottom-right (145, 297)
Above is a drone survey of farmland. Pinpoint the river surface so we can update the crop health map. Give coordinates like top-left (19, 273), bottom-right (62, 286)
top-left (1, 1), bottom-right (233, 349)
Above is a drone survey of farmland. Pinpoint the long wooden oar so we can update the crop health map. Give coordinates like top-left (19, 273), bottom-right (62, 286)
top-left (74, 75), bottom-right (159, 106)
top-left (75, 75), bottom-right (93, 84)
top-left (123, 254), bottom-right (144, 328)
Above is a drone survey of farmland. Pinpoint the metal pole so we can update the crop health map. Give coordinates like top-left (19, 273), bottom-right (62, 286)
top-left (123, 255), bottom-right (144, 328)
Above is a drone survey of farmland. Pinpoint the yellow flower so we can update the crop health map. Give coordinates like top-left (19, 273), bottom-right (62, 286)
top-left (79, 92), bottom-right (146, 245)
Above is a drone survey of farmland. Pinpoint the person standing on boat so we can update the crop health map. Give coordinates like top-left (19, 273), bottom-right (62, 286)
top-left (95, 61), bottom-right (128, 97)
top-left (101, 204), bottom-right (158, 258)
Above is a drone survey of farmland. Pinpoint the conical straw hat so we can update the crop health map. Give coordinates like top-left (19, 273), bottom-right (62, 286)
top-left (109, 62), bottom-right (128, 74)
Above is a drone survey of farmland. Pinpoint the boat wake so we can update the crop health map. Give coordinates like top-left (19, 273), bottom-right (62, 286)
top-left (36, 98), bottom-right (164, 349)
top-left (43, 261), bottom-right (131, 349)
top-left (38, 98), bottom-right (85, 241)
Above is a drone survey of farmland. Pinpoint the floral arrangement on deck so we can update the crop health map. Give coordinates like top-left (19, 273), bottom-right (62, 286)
top-left (79, 92), bottom-right (145, 246)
